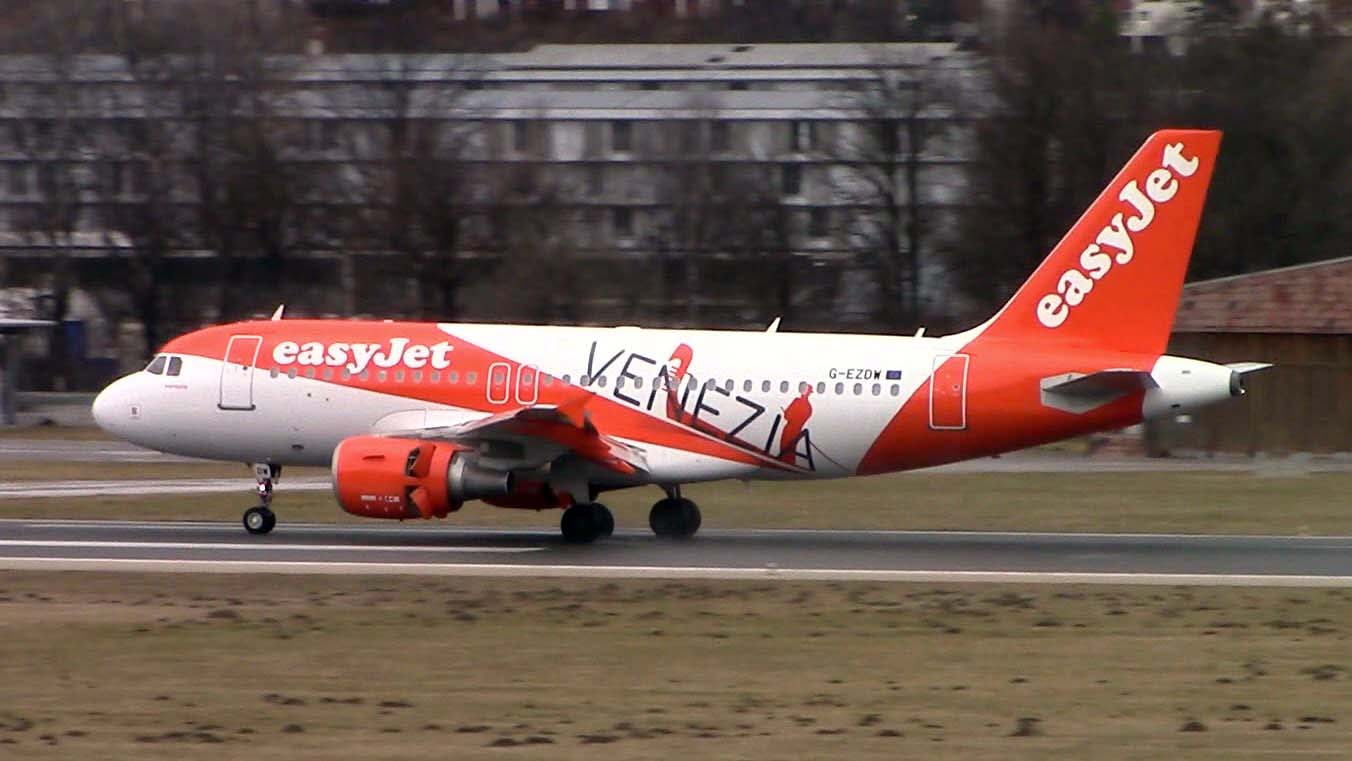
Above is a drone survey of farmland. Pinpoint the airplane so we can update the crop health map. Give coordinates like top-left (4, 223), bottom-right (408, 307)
top-left (91, 129), bottom-right (1268, 543)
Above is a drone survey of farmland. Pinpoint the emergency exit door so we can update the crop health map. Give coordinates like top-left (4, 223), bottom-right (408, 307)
top-left (219, 335), bottom-right (262, 410)
top-left (929, 353), bottom-right (969, 430)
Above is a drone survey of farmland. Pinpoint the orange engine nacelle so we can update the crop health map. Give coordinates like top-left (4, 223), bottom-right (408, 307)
top-left (331, 436), bottom-right (514, 520)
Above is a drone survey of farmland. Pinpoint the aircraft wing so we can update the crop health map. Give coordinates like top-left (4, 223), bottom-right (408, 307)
top-left (369, 398), bottom-right (648, 476)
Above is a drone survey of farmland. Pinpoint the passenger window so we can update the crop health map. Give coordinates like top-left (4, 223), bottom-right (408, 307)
top-left (562, 374), bottom-right (572, 385)
top-left (616, 376), bottom-right (626, 390)
top-left (597, 376), bottom-right (609, 388)
top-left (815, 382), bottom-right (825, 394)
top-left (448, 371), bottom-right (459, 384)
top-left (304, 367), bottom-right (316, 379)
top-left (430, 370), bottom-right (439, 383)
top-left (853, 383), bottom-right (863, 395)
top-left (341, 369), bottom-right (351, 380)
top-left (271, 367), bottom-right (280, 379)
top-left (542, 374), bottom-right (553, 387)
top-left (323, 368), bottom-right (334, 380)
top-left (580, 374), bottom-right (591, 386)
top-left (835, 382), bottom-right (844, 395)
top-left (466, 371), bottom-right (478, 385)
top-left (288, 367), bottom-right (298, 379)
top-left (798, 382), bottom-right (810, 393)
top-left (165, 356), bottom-right (183, 376)
top-left (890, 384), bottom-right (900, 396)
top-left (872, 383), bottom-right (881, 396)
top-left (780, 381), bottom-right (789, 393)
top-left (724, 379), bottom-right (733, 393)
top-left (145, 355), bottom-right (167, 375)
top-left (412, 370), bottom-right (423, 383)
top-left (761, 380), bottom-right (771, 393)
top-left (634, 377), bottom-right (644, 389)
top-left (395, 370), bottom-right (406, 383)
top-left (359, 370), bottom-right (369, 381)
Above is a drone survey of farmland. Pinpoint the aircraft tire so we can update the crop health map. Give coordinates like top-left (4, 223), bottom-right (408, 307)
top-left (650, 498), bottom-right (700, 539)
top-left (561, 503), bottom-right (603, 544)
top-left (243, 506), bottom-right (276, 535)
top-left (593, 503), bottom-right (615, 537)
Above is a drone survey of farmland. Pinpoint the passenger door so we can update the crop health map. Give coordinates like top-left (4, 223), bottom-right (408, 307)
top-left (219, 335), bottom-right (263, 410)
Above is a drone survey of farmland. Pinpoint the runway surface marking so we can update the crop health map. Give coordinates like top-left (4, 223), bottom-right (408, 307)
top-left (0, 540), bottom-right (541, 554)
top-left (5, 519), bottom-right (1352, 588)
top-left (7, 519), bottom-right (1352, 542)
top-left (0, 478), bottom-right (331, 498)
top-left (2, 557), bottom-right (1351, 587)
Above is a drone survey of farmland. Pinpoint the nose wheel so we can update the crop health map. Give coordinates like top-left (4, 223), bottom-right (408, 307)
top-left (243, 463), bottom-right (280, 535)
top-left (243, 506), bottom-right (276, 535)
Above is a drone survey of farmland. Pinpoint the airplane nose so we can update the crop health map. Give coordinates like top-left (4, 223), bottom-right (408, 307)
top-left (92, 377), bottom-right (129, 434)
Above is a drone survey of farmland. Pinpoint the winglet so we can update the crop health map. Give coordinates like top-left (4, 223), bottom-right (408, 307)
top-left (556, 393), bottom-right (591, 428)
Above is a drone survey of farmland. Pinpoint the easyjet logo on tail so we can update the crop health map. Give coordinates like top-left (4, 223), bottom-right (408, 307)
top-left (1036, 142), bottom-right (1201, 329)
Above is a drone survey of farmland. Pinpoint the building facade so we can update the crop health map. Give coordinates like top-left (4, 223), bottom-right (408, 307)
top-left (0, 42), bottom-right (980, 373)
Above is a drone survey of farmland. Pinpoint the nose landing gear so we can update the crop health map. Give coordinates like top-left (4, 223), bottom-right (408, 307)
top-left (242, 463), bottom-right (280, 535)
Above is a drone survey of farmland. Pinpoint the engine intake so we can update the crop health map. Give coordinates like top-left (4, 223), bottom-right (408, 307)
top-left (331, 436), bottom-right (513, 520)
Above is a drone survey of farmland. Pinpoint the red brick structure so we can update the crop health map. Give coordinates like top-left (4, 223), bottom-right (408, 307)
top-left (1158, 257), bottom-right (1352, 454)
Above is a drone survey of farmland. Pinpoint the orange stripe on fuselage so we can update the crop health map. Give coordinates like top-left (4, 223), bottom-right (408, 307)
top-left (162, 320), bottom-right (794, 472)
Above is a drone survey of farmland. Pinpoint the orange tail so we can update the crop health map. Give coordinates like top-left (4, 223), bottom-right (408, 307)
top-left (979, 129), bottom-right (1222, 356)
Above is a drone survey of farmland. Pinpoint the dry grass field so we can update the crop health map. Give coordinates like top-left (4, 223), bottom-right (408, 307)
top-left (1, 572), bottom-right (1350, 760)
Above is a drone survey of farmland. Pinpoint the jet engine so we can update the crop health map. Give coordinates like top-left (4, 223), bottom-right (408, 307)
top-left (331, 436), bottom-right (513, 519)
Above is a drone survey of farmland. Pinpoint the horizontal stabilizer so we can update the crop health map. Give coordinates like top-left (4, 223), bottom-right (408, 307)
top-left (1041, 369), bottom-right (1156, 414)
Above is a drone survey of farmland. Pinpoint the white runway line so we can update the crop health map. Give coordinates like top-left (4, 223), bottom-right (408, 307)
top-left (1, 557), bottom-right (1350, 587)
top-left (0, 477), bottom-right (331, 498)
top-left (0, 540), bottom-right (541, 554)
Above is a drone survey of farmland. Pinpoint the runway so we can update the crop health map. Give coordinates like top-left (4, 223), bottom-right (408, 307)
top-left (3, 519), bottom-right (1351, 587)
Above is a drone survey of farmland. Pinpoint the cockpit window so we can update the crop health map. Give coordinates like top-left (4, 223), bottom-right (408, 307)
top-left (166, 356), bottom-right (183, 376)
top-left (145, 355), bottom-right (167, 375)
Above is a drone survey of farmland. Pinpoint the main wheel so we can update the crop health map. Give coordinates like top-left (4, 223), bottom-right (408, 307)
top-left (561, 503), bottom-right (611, 544)
top-left (243, 506), bottom-right (276, 535)
top-left (649, 498), bottom-right (701, 539)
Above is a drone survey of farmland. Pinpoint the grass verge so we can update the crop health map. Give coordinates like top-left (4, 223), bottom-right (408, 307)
top-left (1, 572), bottom-right (1349, 759)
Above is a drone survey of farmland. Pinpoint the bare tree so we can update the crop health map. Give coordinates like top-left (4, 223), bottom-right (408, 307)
top-left (335, 51), bottom-right (486, 320)
top-left (832, 48), bottom-right (961, 330)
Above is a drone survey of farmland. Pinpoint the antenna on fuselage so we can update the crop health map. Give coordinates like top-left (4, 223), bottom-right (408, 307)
top-left (766, 317), bottom-right (781, 334)
top-left (270, 304), bottom-right (286, 321)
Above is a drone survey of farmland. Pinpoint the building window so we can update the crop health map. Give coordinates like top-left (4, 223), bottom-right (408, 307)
top-left (6, 164), bottom-right (29, 197)
top-left (613, 206), bottom-right (633, 237)
top-left (588, 165), bottom-right (605, 196)
top-left (790, 121), bottom-right (815, 152)
top-left (809, 208), bottom-right (829, 238)
top-left (512, 120), bottom-right (529, 152)
top-left (611, 120), bottom-right (632, 152)
top-left (710, 121), bottom-right (730, 152)
top-left (781, 164), bottom-right (802, 196)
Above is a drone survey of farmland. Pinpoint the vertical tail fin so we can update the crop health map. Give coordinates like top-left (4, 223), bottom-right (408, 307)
top-left (978, 130), bottom-right (1222, 356)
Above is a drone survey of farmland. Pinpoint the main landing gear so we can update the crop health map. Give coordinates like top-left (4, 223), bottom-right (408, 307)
top-left (561, 502), bottom-right (614, 544)
top-left (242, 463), bottom-right (280, 535)
top-left (649, 486), bottom-right (701, 539)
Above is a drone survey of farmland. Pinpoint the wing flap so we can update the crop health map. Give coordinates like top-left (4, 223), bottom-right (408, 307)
top-left (370, 397), bottom-right (647, 476)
